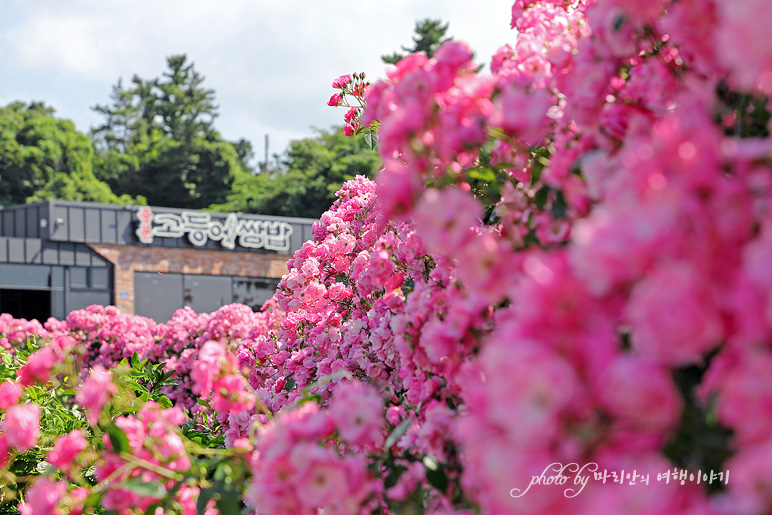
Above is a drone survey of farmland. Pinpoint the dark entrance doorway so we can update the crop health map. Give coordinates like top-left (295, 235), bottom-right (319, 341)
top-left (0, 289), bottom-right (51, 322)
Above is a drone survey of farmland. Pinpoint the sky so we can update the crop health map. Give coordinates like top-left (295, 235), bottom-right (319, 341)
top-left (0, 0), bottom-right (515, 163)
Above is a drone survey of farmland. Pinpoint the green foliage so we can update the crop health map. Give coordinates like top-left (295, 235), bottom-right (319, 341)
top-left (664, 360), bottom-right (733, 493)
top-left (715, 82), bottom-right (770, 138)
top-left (215, 126), bottom-right (380, 218)
top-left (382, 19), bottom-right (450, 64)
top-left (0, 102), bottom-right (133, 207)
top-left (92, 55), bottom-right (251, 209)
top-left (0, 339), bottom-right (89, 513)
top-left (0, 335), bottom-right (250, 514)
top-left (119, 351), bottom-right (177, 409)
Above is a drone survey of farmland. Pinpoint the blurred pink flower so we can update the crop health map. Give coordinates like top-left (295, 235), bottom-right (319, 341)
top-left (2, 403), bottom-right (40, 451)
top-left (76, 365), bottom-right (116, 426)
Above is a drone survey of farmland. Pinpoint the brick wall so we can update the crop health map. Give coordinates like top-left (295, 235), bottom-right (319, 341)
top-left (88, 244), bottom-right (290, 314)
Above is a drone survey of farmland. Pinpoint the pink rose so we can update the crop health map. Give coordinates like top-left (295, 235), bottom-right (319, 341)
top-left (626, 261), bottom-right (723, 365)
top-left (17, 346), bottom-right (58, 386)
top-left (0, 380), bottom-right (22, 410)
top-left (212, 374), bottom-right (255, 414)
top-left (192, 340), bottom-right (225, 396)
top-left (332, 74), bottom-right (351, 89)
top-left (75, 365), bottom-right (116, 426)
top-left (2, 403), bottom-right (40, 451)
top-left (595, 356), bottom-right (683, 446)
top-left (330, 381), bottom-right (383, 447)
top-left (412, 187), bottom-right (481, 256)
top-left (18, 477), bottom-right (66, 515)
top-left (0, 434), bottom-right (9, 468)
top-left (47, 430), bottom-right (88, 470)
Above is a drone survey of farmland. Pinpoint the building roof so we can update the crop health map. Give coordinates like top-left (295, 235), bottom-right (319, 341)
top-left (0, 200), bottom-right (316, 253)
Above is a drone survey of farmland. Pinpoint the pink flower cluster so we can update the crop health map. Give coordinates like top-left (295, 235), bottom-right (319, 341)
top-left (0, 313), bottom-right (48, 351)
top-left (245, 400), bottom-right (378, 515)
top-left (98, 402), bottom-right (191, 513)
top-left (4, 1), bottom-right (772, 512)
top-left (192, 340), bottom-right (254, 415)
top-left (2, 302), bottom-right (279, 415)
top-left (0, 340), bottom-right (224, 514)
top-left (328, 73), bottom-right (370, 135)
top-left (320, 0), bottom-right (772, 512)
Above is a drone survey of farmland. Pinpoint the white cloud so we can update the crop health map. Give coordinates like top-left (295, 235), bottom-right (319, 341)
top-left (0, 0), bottom-right (516, 153)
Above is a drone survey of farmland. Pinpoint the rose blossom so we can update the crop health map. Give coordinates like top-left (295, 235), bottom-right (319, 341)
top-left (0, 380), bottom-right (22, 410)
top-left (75, 365), bottom-right (116, 426)
top-left (2, 403), bottom-right (40, 451)
top-left (47, 429), bottom-right (88, 470)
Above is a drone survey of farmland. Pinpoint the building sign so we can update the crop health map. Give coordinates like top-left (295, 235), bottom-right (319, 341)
top-left (135, 207), bottom-right (293, 252)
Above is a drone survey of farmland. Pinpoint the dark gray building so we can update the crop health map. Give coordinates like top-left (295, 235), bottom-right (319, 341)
top-left (0, 200), bottom-right (315, 322)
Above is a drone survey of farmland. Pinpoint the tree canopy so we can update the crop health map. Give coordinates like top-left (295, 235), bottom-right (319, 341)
top-left (91, 55), bottom-right (250, 209)
top-left (215, 126), bottom-right (380, 218)
top-left (1, 55), bottom-right (383, 217)
top-left (0, 102), bottom-right (134, 207)
top-left (382, 19), bottom-right (450, 64)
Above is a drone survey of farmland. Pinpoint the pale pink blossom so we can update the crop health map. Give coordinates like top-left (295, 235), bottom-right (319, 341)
top-left (76, 365), bottom-right (116, 426)
top-left (18, 477), bottom-right (66, 515)
top-left (47, 429), bottom-right (88, 470)
top-left (626, 262), bottom-right (723, 365)
top-left (0, 380), bottom-right (22, 410)
top-left (17, 346), bottom-right (58, 386)
top-left (329, 381), bottom-right (383, 447)
top-left (2, 403), bottom-right (40, 451)
top-left (212, 374), bottom-right (255, 414)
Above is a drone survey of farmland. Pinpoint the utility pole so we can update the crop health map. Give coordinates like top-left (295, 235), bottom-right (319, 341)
top-left (264, 134), bottom-right (269, 174)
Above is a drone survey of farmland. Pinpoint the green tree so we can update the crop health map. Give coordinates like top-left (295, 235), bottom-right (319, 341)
top-left (215, 126), bottom-right (380, 218)
top-left (382, 19), bottom-right (450, 64)
top-left (91, 55), bottom-right (250, 209)
top-left (0, 102), bottom-right (134, 207)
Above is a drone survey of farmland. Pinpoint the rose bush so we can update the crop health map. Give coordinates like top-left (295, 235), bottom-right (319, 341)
top-left (1, 0), bottom-right (772, 513)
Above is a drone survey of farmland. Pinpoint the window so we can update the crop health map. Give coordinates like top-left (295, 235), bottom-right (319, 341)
top-left (183, 275), bottom-right (231, 314)
top-left (233, 277), bottom-right (278, 311)
top-left (134, 272), bottom-right (183, 322)
top-left (0, 264), bottom-right (51, 288)
top-left (70, 267), bottom-right (88, 288)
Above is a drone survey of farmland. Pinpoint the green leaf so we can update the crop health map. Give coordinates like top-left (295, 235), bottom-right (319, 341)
top-left (143, 479), bottom-right (186, 514)
top-left (550, 190), bottom-right (567, 220)
top-left (425, 460), bottom-right (449, 493)
top-left (469, 167), bottom-right (496, 184)
top-left (384, 464), bottom-right (407, 490)
top-left (36, 460), bottom-right (55, 475)
top-left (533, 185), bottom-right (549, 209)
top-left (531, 157), bottom-right (544, 185)
top-left (197, 398), bottom-right (212, 409)
top-left (215, 495), bottom-right (243, 515)
top-left (197, 480), bottom-right (243, 515)
top-left (123, 477), bottom-right (166, 498)
top-left (82, 492), bottom-right (105, 510)
top-left (214, 462), bottom-right (229, 482)
top-left (363, 130), bottom-right (378, 150)
top-left (385, 418), bottom-right (413, 450)
top-left (131, 351), bottom-right (140, 369)
top-left (284, 377), bottom-right (296, 392)
top-left (197, 487), bottom-right (216, 515)
top-left (294, 392), bottom-right (323, 406)
top-left (106, 424), bottom-right (131, 453)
